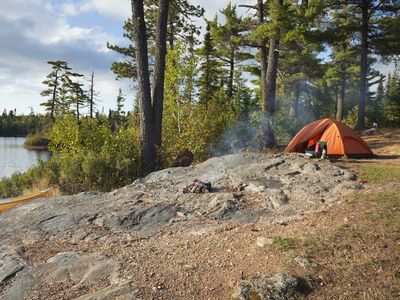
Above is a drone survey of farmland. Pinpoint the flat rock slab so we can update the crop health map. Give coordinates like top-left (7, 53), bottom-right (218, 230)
top-left (75, 283), bottom-right (140, 300)
top-left (0, 153), bottom-right (359, 240)
top-left (0, 250), bottom-right (24, 283)
top-left (0, 153), bottom-right (361, 299)
top-left (0, 252), bottom-right (138, 300)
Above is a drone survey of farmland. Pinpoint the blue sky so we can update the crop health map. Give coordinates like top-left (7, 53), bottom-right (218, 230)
top-left (0, 0), bottom-right (249, 115)
top-left (0, 0), bottom-right (394, 115)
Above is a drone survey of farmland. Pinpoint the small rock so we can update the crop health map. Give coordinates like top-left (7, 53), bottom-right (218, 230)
top-left (348, 173), bottom-right (357, 180)
top-left (182, 263), bottom-right (197, 271)
top-left (176, 211), bottom-right (186, 218)
top-left (294, 256), bottom-right (317, 269)
top-left (352, 183), bottom-right (364, 190)
top-left (256, 237), bottom-right (274, 247)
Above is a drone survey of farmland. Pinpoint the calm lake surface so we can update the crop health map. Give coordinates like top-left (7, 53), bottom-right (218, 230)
top-left (0, 137), bottom-right (50, 179)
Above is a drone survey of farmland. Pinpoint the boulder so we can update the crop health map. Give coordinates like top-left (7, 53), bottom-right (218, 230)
top-left (232, 273), bottom-right (310, 300)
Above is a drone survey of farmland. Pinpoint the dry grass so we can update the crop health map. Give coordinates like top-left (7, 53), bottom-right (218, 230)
top-left (22, 177), bottom-right (60, 196)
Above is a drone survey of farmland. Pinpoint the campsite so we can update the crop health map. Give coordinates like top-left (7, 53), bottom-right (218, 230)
top-left (0, 129), bottom-right (399, 299)
top-left (1, 0), bottom-right (400, 299)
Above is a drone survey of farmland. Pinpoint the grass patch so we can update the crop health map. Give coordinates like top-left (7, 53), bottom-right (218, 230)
top-left (273, 237), bottom-right (298, 251)
top-left (285, 192), bottom-right (399, 260)
top-left (358, 164), bottom-right (400, 183)
top-left (362, 192), bottom-right (400, 235)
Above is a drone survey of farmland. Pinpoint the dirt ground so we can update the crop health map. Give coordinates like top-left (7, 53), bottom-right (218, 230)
top-left (19, 128), bottom-right (400, 300)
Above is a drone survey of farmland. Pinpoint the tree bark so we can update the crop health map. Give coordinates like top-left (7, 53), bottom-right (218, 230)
top-left (152, 0), bottom-right (169, 163)
top-left (228, 54), bottom-right (235, 109)
top-left (131, 0), bottom-right (155, 174)
top-left (256, 0), bottom-right (273, 149)
top-left (262, 0), bottom-right (281, 148)
top-left (354, 0), bottom-right (368, 130)
top-left (89, 72), bottom-right (94, 118)
top-left (289, 82), bottom-right (300, 120)
top-left (76, 99), bottom-right (80, 123)
top-left (168, 15), bottom-right (174, 48)
top-left (51, 68), bottom-right (60, 120)
top-left (336, 80), bottom-right (345, 121)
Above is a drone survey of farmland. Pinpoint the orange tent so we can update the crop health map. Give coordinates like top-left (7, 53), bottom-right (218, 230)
top-left (284, 118), bottom-right (374, 157)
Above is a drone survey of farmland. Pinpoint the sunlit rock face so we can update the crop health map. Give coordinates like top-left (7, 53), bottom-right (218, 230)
top-left (0, 152), bottom-right (359, 299)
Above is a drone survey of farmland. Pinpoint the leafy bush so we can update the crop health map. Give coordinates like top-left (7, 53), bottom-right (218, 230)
top-left (1, 117), bottom-right (141, 197)
top-left (0, 159), bottom-right (58, 198)
top-left (49, 118), bottom-right (140, 194)
top-left (24, 132), bottom-right (49, 150)
top-left (48, 116), bottom-right (80, 153)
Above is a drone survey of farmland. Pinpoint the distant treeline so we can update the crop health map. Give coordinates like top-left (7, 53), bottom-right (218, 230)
top-left (0, 110), bottom-right (49, 137)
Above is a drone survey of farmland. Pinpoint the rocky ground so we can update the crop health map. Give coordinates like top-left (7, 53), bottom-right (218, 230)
top-left (1, 129), bottom-right (399, 299)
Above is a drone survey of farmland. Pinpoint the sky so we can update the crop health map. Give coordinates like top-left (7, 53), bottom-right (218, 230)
top-left (0, 0), bottom-right (395, 115)
top-left (0, 0), bottom-right (251, 115)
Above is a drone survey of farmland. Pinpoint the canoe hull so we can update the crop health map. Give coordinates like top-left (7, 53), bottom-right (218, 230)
top-left (0, 190), bottom-right (52, 213)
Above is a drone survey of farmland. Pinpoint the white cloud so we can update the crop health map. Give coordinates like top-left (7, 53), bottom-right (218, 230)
top-left (63, 0), bottom-right (131, 20)
top-left (0, 0), bottom-right (129, 114)
top-left (85, 0), bottom-right (131, 20)
top-left (0, 0), bottom-right (246, 114)
top-left (61, 3), bottom-right (80, 16)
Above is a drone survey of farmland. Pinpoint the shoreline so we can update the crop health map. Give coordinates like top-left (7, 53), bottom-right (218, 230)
top-left (23, 144), bottom-right (49, 151)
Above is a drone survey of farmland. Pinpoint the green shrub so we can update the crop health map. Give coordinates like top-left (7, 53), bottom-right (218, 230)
top-left (48, 116), bottom-right (80, 153)
top-left (24, 133), bottom-right (49, 150)
top-left (58, 153), bottom-right (85, 194)
top-left (0, 158), bottom-right (57, 198)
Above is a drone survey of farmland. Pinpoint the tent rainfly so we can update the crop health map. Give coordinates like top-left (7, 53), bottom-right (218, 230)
top-left (284, 118), bottom-right (374, 158)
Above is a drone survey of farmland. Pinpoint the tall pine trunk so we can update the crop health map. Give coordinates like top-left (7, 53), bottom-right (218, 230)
top-left (355, 0), bottom-right (368, 130)
top-left (289, 83), bottom-right (300, 120)
top-left (152, 0), bottom-right (169, 161)
top-left (89, 72), bottom-right (94, 118)
top-left (256, 0), bottom-right (273, 149)
top-left (51, 69), bottom-right (60, 120)
top-left (262, 0), bottom-right (281, 148)
top-left (168, 16), bottom-right (174, 48)
top-left (336, 80), bottom-right (345, 121)
top-left (228, 54), bottom-right (234, 106)
top-left (76, 100), bottom-right (80, 123)
top-left (131, 0), bottom-right (155, 173)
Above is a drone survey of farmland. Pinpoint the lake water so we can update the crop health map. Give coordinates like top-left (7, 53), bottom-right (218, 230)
top-left (0, 137), bottom-right (50, 179)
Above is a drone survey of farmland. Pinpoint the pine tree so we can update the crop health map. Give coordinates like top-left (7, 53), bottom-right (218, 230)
top-left (197, 23), bottom-right (223, 107)
top-left (107, 0), bottom-right (203, 80)
top-left (325, 41), bottom-right (359, 121)
top-left (145, 0), bottom-right (204, 48)
top-left (69, 82), bottom-right (87, 122)
top-left (384, 71), bottom-right (400, 124)
top-left (131, 0), bottom-right (169, 174)
top-left (40, 61), bottom-right (71, 119)
top-left (336, 0), bottom-right (400, 130)
top-left (116, 88), bottom-right (126, 117)
top-left (209, 3), bottom-right (251, 107)
top-left (59, 70), bottom-right (84, 118)
top-left (278, 0), bottom-right (325, 121)
top-left (87, 72), bottom-right (100, 118)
